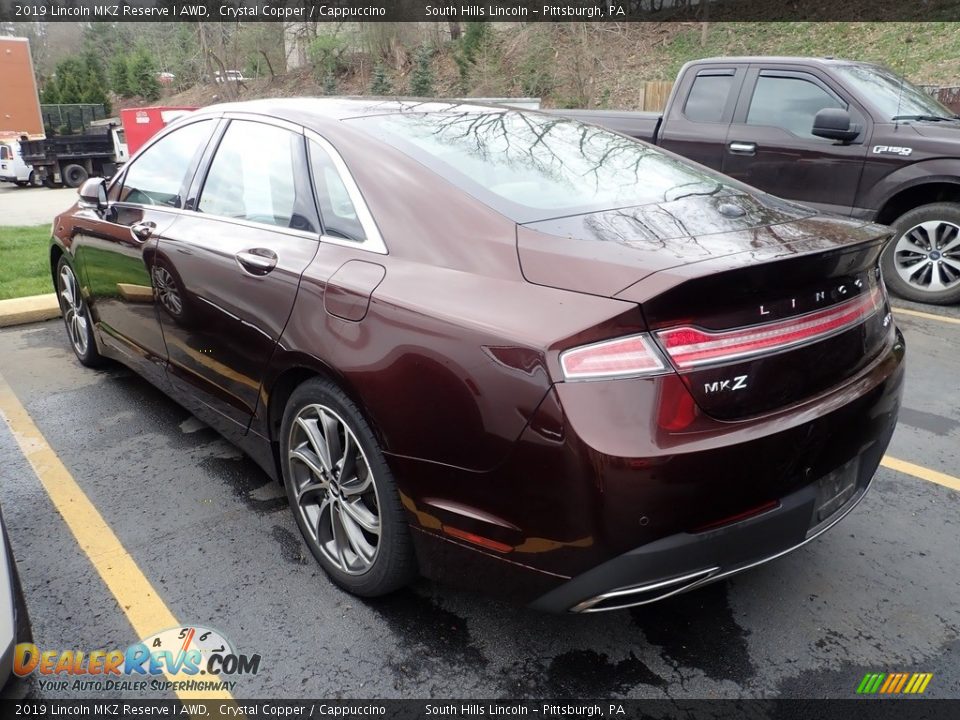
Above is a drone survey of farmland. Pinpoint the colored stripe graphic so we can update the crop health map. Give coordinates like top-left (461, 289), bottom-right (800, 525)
top-left (857, 673), bottom-right (886, 694)
top-left (857, 672), bottom-right (932, 694)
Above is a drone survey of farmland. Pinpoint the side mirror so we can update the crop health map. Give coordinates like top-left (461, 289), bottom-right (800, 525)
top-left (78, 177), bottom-right (107, 211)
top-left (812, 108), bottom-right (861, 143)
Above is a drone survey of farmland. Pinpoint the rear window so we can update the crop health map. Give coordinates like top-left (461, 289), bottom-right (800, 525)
top-left (0, 145), bottom-right (10, 160)
top-left (349, 110), bottom-right (732, 223)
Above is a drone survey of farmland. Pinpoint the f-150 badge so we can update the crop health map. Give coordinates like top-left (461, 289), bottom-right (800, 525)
top-left (872, 145), bottom-right (913, 156)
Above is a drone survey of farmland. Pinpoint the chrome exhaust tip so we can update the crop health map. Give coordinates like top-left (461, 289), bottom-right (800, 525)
top-left (570, 567), bottom-right (720, 613)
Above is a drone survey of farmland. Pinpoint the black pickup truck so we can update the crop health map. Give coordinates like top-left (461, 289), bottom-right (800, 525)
top-left (559, 56), bottom-right (960, 305)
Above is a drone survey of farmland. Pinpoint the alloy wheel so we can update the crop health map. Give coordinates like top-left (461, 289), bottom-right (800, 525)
top-left (152, 266), bottom-right (183, 316)
top-left (893, 220), bottom-right (960, 293)
top-left (58, 264), bottom-right (89, 356)
top-left (287, 404), bottom-right (381, 575)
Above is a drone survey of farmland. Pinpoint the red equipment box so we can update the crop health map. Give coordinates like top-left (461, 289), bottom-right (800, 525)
top-left (120, 106), bottom-right (197, 156)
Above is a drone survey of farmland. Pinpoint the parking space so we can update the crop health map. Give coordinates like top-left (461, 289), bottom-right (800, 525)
top-left (0, 308), bottom-right (958, 700)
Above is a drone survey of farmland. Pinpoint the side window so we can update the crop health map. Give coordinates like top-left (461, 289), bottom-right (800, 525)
top-left (747, 75), bottom-right (845, 138)
top-left (119, 120), bottom-right (214, 207)
top-left (308, 140), bottom-right (366, 242)
top-left (198, 120), bottom-right (315, 232)
top-left (0, 145), bottom-right (10, 160)
top-left (684, 72), bottom-right (735, 123)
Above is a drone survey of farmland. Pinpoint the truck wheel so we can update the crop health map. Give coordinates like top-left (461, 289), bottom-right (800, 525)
top-left (62, 164), bottom-right (88, 189)
top-left (882, 202), bottom-right (960, 305)
top-left (29, 171), bottom-right (42, 188)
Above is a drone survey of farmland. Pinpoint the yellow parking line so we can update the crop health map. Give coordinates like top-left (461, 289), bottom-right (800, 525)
top-left (0, 369), bottom-right (233, 702)
top-left (882, 455), bottom-right (960, 493)
top-left (892, 307), bottom-right (960, 325)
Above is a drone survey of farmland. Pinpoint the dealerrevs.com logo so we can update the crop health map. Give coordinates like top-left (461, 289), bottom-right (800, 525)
top-left (13, 625), bottom-right (260, 693)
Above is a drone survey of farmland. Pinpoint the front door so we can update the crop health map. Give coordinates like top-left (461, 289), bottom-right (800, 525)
top-left (722, 68), bottom-right (869, 215)
top-left (153, 117), bottom-right (320, 435)
top-left (70, 118), bottom-right (218, 383)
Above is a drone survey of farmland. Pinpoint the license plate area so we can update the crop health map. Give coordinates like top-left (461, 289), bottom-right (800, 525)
top-left (811, 457), bottom-right (860, 531)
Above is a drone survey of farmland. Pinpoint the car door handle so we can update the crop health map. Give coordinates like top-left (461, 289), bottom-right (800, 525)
top-left (728, 141), bottom-right (757, 156)
top-left (130, 221), bottom-right (156, 243)
top-left (235, 249), bottom-right (278, 275)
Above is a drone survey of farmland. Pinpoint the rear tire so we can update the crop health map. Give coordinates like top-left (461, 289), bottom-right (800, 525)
top-left (280, 377), bottom-right (416, 597)
top-left (62, 164), bottom-right (88, 189)
top-left (881, 202), bottom-right (960, 305)
top-left (55, 256), bottom-right (104, 368)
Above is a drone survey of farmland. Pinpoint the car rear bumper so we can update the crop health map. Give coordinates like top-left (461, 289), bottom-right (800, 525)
top-left (528, 444), bottom-right (882, 612)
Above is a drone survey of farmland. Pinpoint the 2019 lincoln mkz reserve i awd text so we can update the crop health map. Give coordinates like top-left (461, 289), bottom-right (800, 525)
top-left (50, 99), bottom-right (904, 612)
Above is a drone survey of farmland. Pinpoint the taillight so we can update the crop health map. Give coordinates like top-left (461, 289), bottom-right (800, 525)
top-left (560, 334), bottom-right (668, 381)
top-left (656, 287), bottom-right (883, 370)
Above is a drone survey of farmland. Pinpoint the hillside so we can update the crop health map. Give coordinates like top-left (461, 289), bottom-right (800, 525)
top-left (163, 22), bottom-right (960, 111)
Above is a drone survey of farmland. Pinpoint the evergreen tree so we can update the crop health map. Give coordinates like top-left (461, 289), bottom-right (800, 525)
top-left (323, 71), bottom-right (338, 96)
top-left (409, 46), bottom-right (434, 97)
top-left (81, 69), bottom-right (111, 114)
top-left (454, 22), bottom-right (490, 91)
top-left (129, 48), bottom-right (161, 101)
top-left (370, 62), bottom-right (391, 95)
top-left (109, 55), bottom-right (132, 98)
top-left (40, 82), bottom-right (60, 104)
top-left (57, 71), bottom-right (84, 104)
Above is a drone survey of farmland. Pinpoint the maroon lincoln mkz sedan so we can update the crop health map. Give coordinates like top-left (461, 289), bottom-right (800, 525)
top-left (50, 99), bottom-right (904, 612)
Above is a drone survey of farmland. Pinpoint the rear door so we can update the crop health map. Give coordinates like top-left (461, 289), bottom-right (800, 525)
top-left (152, 115), bottom-right (320, 436)
top-left (722, 67), bottom-right (870, 214)
top-left (658, 65), bottom-right (746, 169)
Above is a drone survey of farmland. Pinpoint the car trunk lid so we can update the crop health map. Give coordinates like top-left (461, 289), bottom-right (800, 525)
top-left (518, 193), bottom-right (894, 420)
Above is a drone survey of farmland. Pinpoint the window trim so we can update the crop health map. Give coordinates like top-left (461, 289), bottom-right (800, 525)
top-left (305, 129), bottom-right (387, 256)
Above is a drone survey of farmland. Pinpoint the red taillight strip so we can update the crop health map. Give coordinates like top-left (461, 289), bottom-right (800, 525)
top-left (656, 287), bottom-right (883, 370)
top-left (560, 334), bottom-right (668, 380)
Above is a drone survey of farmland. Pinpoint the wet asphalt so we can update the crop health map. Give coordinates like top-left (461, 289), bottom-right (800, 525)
top-left (0, 304), bottom-right (957, 700)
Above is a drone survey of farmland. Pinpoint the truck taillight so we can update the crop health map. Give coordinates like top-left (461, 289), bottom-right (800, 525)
top-left (655, 287), bottom-right (883, 369)
top-left (560, 334), bottom-right (669, 381)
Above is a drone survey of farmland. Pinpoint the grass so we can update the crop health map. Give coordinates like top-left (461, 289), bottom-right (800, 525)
top-left (0, 225), bottom-right (54, 300)
top-left (658, 22), bottom-right (960, 83)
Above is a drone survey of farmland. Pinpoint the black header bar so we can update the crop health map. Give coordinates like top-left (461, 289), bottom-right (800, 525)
top-left (2, 0), bottom-right (960, 23)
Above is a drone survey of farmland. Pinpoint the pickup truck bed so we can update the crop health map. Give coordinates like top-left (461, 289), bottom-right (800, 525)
top-left (546, 109), bottom-right (660, 143)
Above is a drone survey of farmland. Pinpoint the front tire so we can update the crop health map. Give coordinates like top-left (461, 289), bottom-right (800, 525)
top-left (280, 377), bottom-right (416, 597)
top-left (56, 256), bottom-right (103, 367)
top-left (881, 202), bottom-right (960, 305)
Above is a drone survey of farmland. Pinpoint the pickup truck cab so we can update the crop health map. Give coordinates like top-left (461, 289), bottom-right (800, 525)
top-left (560, 56), bottom-right (960, 305)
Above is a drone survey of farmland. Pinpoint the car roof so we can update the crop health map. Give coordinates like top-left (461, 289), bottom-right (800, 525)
top-left (688, 56), bottom-right (874, 67)
top-left (190, 97), bottom-right (518, 128)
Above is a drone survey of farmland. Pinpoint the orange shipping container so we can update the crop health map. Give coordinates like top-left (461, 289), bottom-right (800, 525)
top-left (0, 37), bottom-right (43, 138)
